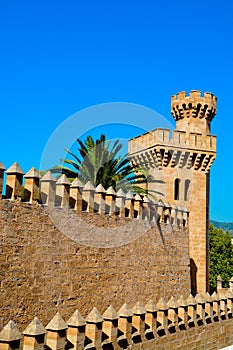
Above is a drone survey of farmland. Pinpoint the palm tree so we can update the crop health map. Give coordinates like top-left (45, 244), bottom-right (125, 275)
top-left (51, 134), bottom-right (154, 196)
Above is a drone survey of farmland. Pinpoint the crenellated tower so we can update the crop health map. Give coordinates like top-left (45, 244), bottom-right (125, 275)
top-left (128, 90), bottom-right (217, 294)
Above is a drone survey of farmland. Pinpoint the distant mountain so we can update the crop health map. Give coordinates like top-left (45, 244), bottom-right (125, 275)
top-left (210, 220), bottom-right (233, 235)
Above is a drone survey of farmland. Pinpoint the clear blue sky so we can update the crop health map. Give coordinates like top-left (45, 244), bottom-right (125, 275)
top-left (0, 0), bottom-right (232, 222)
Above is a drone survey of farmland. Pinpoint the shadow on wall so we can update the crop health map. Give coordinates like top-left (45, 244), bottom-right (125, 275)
top-left (190, 258), bottom-right (197, 295)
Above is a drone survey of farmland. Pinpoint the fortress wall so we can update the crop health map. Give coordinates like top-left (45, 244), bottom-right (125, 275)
top-left (0, 199), bottom-right (190, 330)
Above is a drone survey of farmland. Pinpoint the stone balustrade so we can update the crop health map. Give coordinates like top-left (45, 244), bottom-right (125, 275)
top-left (0, 162), bottom-right (189, 227)
top-left (1, 291), bottom-right (233, 350)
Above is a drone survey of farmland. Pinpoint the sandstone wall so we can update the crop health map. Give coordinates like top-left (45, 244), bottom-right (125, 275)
top-left (0, 199), bottom-right (190, 329)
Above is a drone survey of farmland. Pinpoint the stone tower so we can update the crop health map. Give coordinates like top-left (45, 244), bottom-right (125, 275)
top-left (128, 90), bottom-right (217, 294)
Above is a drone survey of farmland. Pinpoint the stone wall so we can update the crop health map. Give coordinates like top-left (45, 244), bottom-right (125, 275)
top-left (0, 198), bottom-right (190, 329)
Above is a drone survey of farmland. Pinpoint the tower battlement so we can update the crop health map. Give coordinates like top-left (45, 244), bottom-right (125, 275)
top-left (171, 90), bottom-right (217, 134)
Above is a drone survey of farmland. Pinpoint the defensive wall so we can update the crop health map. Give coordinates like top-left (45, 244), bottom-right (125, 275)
top-left (0, 163), bottom-right (190, 331)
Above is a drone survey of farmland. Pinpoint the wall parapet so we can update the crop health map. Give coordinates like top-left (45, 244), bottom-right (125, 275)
top-left (128, 128), bottom-right (216, 154)
top-left (1, 291), bottom-right (233, 350)
top-left (0, 162), bottom-right (189, 228)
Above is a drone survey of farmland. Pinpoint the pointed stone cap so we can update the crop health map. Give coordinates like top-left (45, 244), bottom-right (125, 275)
top-left (118, 303), bottom-right (133, 317)
top-left (41, 171), bottom-right (56, 182)
top-left (24, 167), bottom-right (41, 179)
top-left (163, 201), bottom-right (170, 208)
top-left (56, 174), bottom-right (70, 185)
top-left (23, 317), bottom-right (46, 336)
top-left (132, 301), bottom-right (146, 315)
top-left (134, 194), bottom-right (142, 201)
top-left (195, 294), bottom-right (206, 304)
top-left (219, 291), bottom-right (227, 300)
top-left (67, 309), bottom-right (86, 327)
top-left (226, 290), bottom-right (233, 299)
top-left (85, 307), bottom-right (103, 324)
top-left (125, 191), bottom-right (133, 200)
top-left (156, 298), bottom-right (169, 311)
top-left (83, 181), bottom-right (95, 191)
top-left (145, 299), bottom-right (157, 313)
top-left (106, 186), bottom-right (116, 196)
top-left (0, 162), bottom-right (6, 171)
top-left (229, 277), bottom-right (233, 283)
top-left (0, 320), bottom-right (22, 341)
top-left (211, 291), bottom-right (220, 301)
top-left (204, 292), bottom-right (213, 303)
top-left (70, 178), bottom-right (83, 188)
top-left (102, 305), bottom-right (118, 320)
top-left (217, 275), bottom-right (223, 282)
top-left (95, 184), bottom-right (106, 193)
top-left (177, 295), bottom-right (188, 307)
top-left (116, 188), bottom-right (126, 198)
top-left (46, 312), bottom-right (68, 331)
top-left (157, 199), bottom-right (164, 207)
top-left (143, 195), bottom-right (150, 203)
top-left (186, 294), bottom-right (197, 306)
top-left (167, 296), bottom-right (179, 309)
top-left (6, 162), bottom-right (24, 175)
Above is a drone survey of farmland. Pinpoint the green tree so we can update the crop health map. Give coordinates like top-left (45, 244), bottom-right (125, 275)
top-left (209, 223), bottom-right (233, 292)
top-left (52, 134), bottom-right (155, 196)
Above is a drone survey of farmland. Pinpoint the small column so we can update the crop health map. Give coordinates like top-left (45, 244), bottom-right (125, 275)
top-left (167, 296), bottom-right (179, 332)
top-left (219, 291), bottom-right (228, 319)
top-left (182, 208), bottom-right (188, 227)
top-left (56, 174), bottom-right (70, 208)
top-left (40, 171), bottom-right (56, 206)
top-left (125, 191), bottom-right (134, 218)
top-left (0, 320), bottom-right (22, 350)
top-left (82, 181), bottom-right (95, 213)
top-left (102, 305), bottom-right (118, 346)
top-left (69, 178), bottom-right (83, 212)
top-left (116, 188), bottom-right (126, 218)
top-left (0, 161), bottom-right (6, 198)
top-left (176, 205), bottom-right (183, 227)
top-left (156, 298), bottom-right (168, 335)
top-left (132, 302), bottom-right (146, 342)
top-left (229, 277), bottom-right (233, 290)
top-left (211, 291), bottom-right (220, 321)
top-left (117, 303), bottom-right (133, 346)
top-left (216, 275), bottom-right (223, 292)
top-left (6, 162), bottom-right (24, 200)
top-left (24, 167), bottom-right (40, 203)
top-left (157, 200), bottom-right (164, 223)
top-left (204, 292), bottom-right (214, 323)
top-left (45, 312), bottom-right (68, 350)
top-left (170, 204), bottom-right (178, 226)
top-left (186, 294), bottom-right (197, 327)
top-left (177, 295), bottom-right (188, 328)
top-left (22, 317), bottom-right (46, 350)
top-left (95, 184), bottom-right (106, 214)
top-left (105, 186), bottom-right (116, 216)
top-left (85, 307), bottom-right (103, 349)
top-left (226, 290), bottom-right (233, 318)
top-left (133, 195), bottom-right (142, 220)
top-left (195, 294), bottom-right (206, 325)
top-left (149, 198), bottom-right (157, 222)
top-left (142, 196), bottom-right (150, 220)
top-left (67, 309), bottom-right (86, 350)
top-left (145, 299), bottom-right (157, 338)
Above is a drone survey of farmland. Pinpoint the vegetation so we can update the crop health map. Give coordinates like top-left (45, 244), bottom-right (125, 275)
top-left (52, 134), bottom-right (155, 196)
top-left (209, 223), bottom-right (233, 292)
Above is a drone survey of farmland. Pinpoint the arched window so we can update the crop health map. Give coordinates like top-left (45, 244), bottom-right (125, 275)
top-left (174, 178), bottom-right (180, 200)
top-left (184, 179), bottom-right (190, 201)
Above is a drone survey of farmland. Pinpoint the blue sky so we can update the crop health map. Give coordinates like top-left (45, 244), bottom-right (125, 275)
top-left (0, 0), bottom-right (232, 221)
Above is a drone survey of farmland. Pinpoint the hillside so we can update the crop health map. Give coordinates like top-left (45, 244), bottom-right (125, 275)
top-left (211, 220), bottom-right (233, 235)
